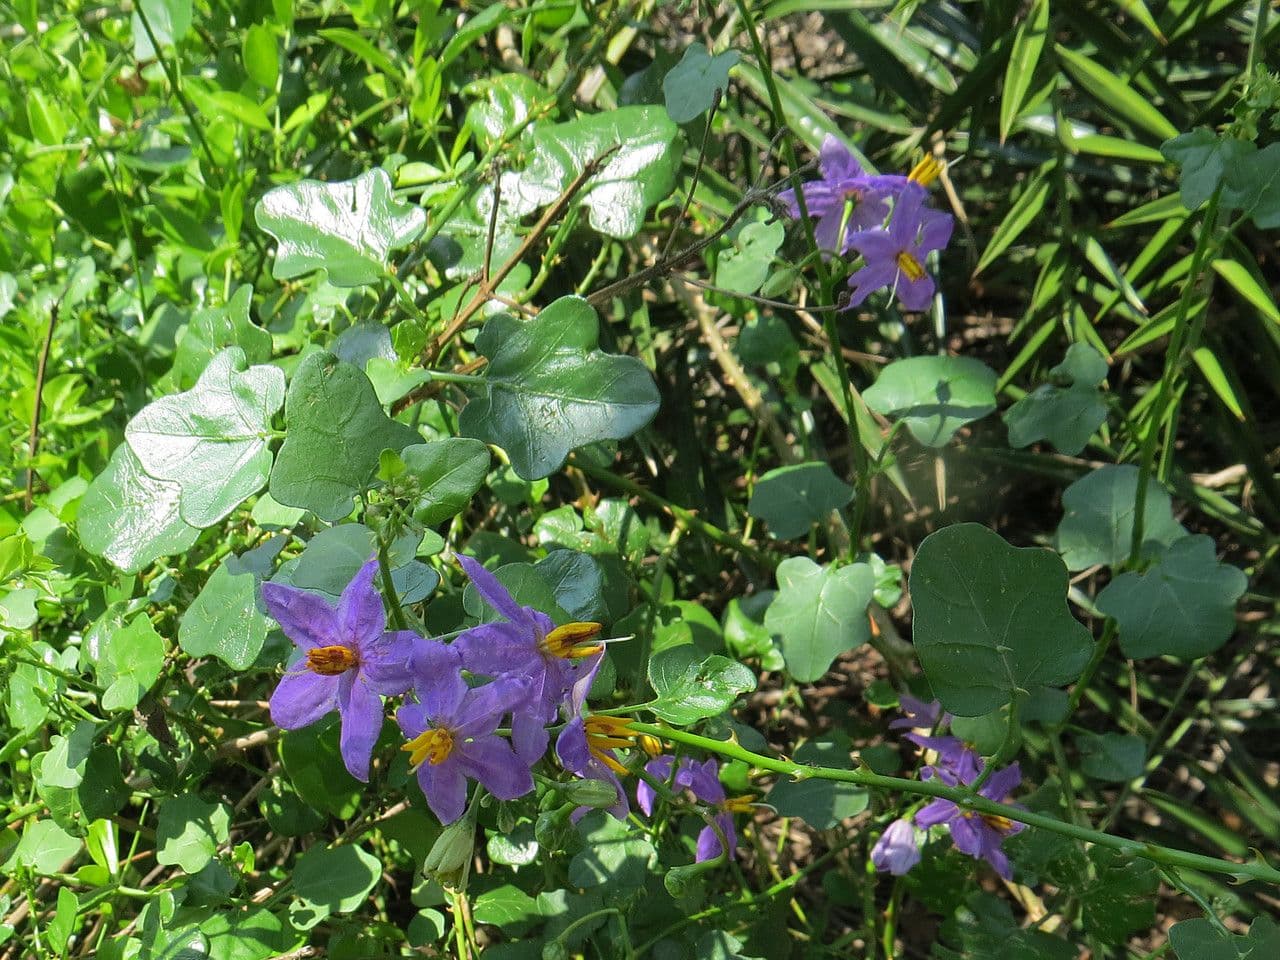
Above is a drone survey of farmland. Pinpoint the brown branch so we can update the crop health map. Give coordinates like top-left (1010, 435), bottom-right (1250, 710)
top-left (25, 300), bottom-right (59, 512)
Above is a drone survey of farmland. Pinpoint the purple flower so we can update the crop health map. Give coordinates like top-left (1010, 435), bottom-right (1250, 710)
top-left (888, 694), bottom-right (948, 730)
top-left (637, 755), bottom-right (749, 862)
top-left (914, 763), bottom-right (1026, 879)
top-left (397, 638), bottom-right (534, 824)
top-left (555, 653), bottom-right (629, 820)
top-left (779, 136), bottom-right (892, 255)
top-left (262, 558), bottom-right (414, 782)
top-left (871, 818), bottom-right (921, 875)
top-left (906, 734), bottom-right (983, 783)
top-left (845, 187), bottom-right (954, 311)
top-left (452, 556), bottom-right (603, 727)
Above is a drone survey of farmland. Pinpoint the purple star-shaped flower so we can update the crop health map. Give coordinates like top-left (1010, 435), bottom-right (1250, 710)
top-left (914, 763), bottom-right (1026, 879)
top-left (262, 558), bottom-right (414, 782)
top-left (907, 733), bottom-right (983, 783)
top-left (397, 638), bottom-right (535, 825)
top-left (778, 136), bottom-right (892, 255)
top-left (871, 817), bottom-right (921, 875)
top-left (637, 755), bottom-right (742, 862)
top-left (888, 694), bottom-right (949, 730)
top-left (555, 653), bottom-right (628, 820)
top-left (845, 187), bottom-right (954, 311)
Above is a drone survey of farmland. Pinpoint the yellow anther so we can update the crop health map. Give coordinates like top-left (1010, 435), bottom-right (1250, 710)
top-left (306, 645), bottom-right (359, 676)
top-left (908, 154), bottom-right (944, 186)
top-left (540, 622), bottom-right (604, 660)
top-left (638, 734), bottom-right (665, 757)
top-left (981, 813), bottom-right (1015, 833)
top-left (403, 727), bottom-right (454, 767)
top-left (724, 794), bottom-right (757, 815)
top-left (583, 715), bottom-right (638, 775)
top-left (896, 251), bottom-right (926, 282)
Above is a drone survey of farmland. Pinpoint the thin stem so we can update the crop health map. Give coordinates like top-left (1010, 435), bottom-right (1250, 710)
top-left (628, 722), bottom-right (1280, 886)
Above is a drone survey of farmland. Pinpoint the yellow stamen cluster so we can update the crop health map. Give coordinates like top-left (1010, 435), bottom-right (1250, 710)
top-left (980, 813), bottom-right (1015, 834)
top-left (403, 727), bottom-right (454, 767)
top-left (540, 622), bottom-right (605, 660)
top-left (306, 644), bottom-right (358, 676)
top-left (896, 251), bottom-right (927, 282)
top-left (724, 794), bottom-right (757, 815)
top-left (908, 154), bottom-right (944, 186)
top-left (584, 715), bottom-right (638, 776)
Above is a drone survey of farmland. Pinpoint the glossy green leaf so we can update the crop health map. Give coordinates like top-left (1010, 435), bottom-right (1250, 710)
top-left (168, 286), bottom-right (271, 391)
top-left (126, 347), bottom-right (285, 527)
top-left (910, 523), bottom-right (1092, 716)
top-left (663, 43), bottom-right (740, 123)
top-left (1097, 535), bottom-right (1247, 660)
top-left (472, 884), bottom-right (542, 929)
top-left (11, 821), bottom-right (81, 875)
top-left (293, 844), bottom-right (381, 914)
top-left (133, 0), bottom-right (192, 58)
top-left (747, 461), bottom-right (853, 539)
top-left (501, 107), bottom-right (681, 239)
top-left (1170, 916), bottom-right (1280, 960)
top-left (400, 439), bottom-right (491, 526)
top-left (999, 0), bottom-right (1049, 142)
top-left (1003, 343), bottom-right (1109, 454)
top-left (464, 74), bottom-right (547, 150)
top-left (1054, 45), bottom-right (1178, 141)
top-left (1055, 465), bottom-right (1187, 571)
top-left (764, 558), bottom-right (875, 684)
top-left (647, 646), bottom-right (756, 726)
top-left (155, 794), bottom-right (230, 873)
top-left (94, 614), bottom-right (165, 712)
top-left (568, 813), bottom-right (656, 889)
top-left (242, 23), bottom-right (279, 88)
top-left (279, 719), bottom-right (363, 818)
top-left (179, 556), bottom-right (272, 670)
top-left (255, 169), bottom-right (427, 286)
top-left (715, 219), bottom-right (785, 295)
top-left (458, 297), bottom-right (661, 479)
top-left (269, 352), bottom-right (421, 522)
top-left (864, 356), bottom-right (998, 447)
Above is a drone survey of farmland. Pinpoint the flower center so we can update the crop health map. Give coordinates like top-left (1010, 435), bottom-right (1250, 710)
top-left (896, 251), bottom-right (926, 282)
top-left (403, 727), bottom-right (454, 767)
top-left (908, 155), bottom-right (943, 186)
top-left (305, 645), bottom-right (359, 676)
top-left (539, 622), bottom-right (604, 660)
top-left (584, 715), bottom-right (636, 775)
top-left (723, 794), bottom-right (756, 815)
top-left (980, 813), bottom-right (1015, 834)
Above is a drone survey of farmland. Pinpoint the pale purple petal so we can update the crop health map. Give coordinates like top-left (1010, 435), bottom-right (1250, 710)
top-left (269, 669), bottom-right (339, 728)
top-left (846, 194), bottom-right (891, 234)
top-left (695, 824), bottom-right (722, 863)
top-left (889, 694), bottom-right (943, 730)
top-left (555, 718), bottom-right (591, 774)
top-left (338, 558), bottom-right (385, 646)
top-left (871, 818), bottom-right (921, 875)
top-left (819, 136), bottom-right (863, 182)
top-left (813, 211), bottom-right (848, 255)
top-left (680, 758), bottom-right (725, 805)
top-left (417, 758), bottom-right (468, 824)
top-left (895, 274), bottom-right (935, 312)
top-left (913, 797), bottom-right (957, 829)
top-left (948, 813), bottom-right (984, 857)
top-left (918, 209), bottom-right (954, 254)
top-left (338, 672), bottom-right (384, 782)
top-left (981, 762), bottom-right (1022, 802)
top-left (846, 261), bottom-right (898, 306)
top-left (458, 555), bottom-right (528, 625)
top-left (846, 229), bottom-right (898, 263)
top-left (512, 714), bottom-right (549, 766)
top-left (637, 756), bottom-right (675, 816)
top-left (983, 842), bottom-right (1013, 880)
top-left (453, 621), bottom-right (542, 678)
top-left (566, 653), bottom-right (605, 718)
top-left (410, 638), bottom-right (467, 719)
top-left (458, 735), bottom-right (534, 801)
top-left (454, 678), bottom-right (528, 737)
top-left (261, 581), bottom-right (341, 650)
top-left (396, 702), bottom-right (431, 739)
top-left (360, 630), bottom-right (416, 695)
top-left (889, 187), bottom-right (927, 247)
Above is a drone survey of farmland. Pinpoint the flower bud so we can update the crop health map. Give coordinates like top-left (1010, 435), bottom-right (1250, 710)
top-left (422, 803), bottom-right (478, 892)
top-left (563, 778), bottom-right (621, 809)
top-left (535, 804), bottom-right (576, 853)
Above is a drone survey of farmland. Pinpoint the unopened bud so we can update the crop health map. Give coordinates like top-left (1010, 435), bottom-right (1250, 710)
top-left (535, 804), bottom-right (576, 852)
top-left (422, 803), bottom-right (478, 892)
top-left (563, 779), bottom-right (620, 809)
top-left (496, 801), bottom-right (517, 835)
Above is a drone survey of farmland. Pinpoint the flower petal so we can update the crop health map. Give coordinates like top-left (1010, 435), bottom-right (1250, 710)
top-left (846, 229), bottom-right (898, 263)
top-left (555, 718), bottom-right (591, 775)
top-left (845, 262), bottom-right (898, 306)
top-left (458, 735), bottom-right (534, 801)
top-left (458, 555), bottom-right (529, 625)
top-left (417, 758), bottom-right (468, 824)
top-left (511, 714), bottom-right (550, 766)
top-left (637, 756), bottom-right (674, 816)
top-left (269, 669), bottom-right (339, 729)
top-left (895, 274), bottom-right (935, 312)
top-left (819, 136), bottom-right (864, 182)
top-left (918, 209), bottom-right (954, 255)
top-left (338, 672), bottom-right (384, 782)
top-left (913, 798), bottom-right (958, 829)
top-left (948, 814), bottom-right (984, 857)
top-left (410, 638), bottom-right (467, 720)
top-left (360, 630), bottom-right (416, 696)
top-left (261, 581), bottom-right (341, 650)
top-left (453, 622), bottom-right (542, 678)
top-left (454, 677), bottom-right (529, 737)
top-left (980, 762), bottom-right (1022, 802)
top-left (338, 558), bottom-right (385, 646)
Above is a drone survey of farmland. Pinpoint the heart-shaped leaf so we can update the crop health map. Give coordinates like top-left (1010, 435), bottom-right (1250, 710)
top-left (269, 352), bottom-right (421, 522)
top-left (1055, 465), bottom-right (1187, 571)
top-left (764, 558), bottom-right (875, 683)
top-left (255, 168), bottom-right (426, 286)
top-left (647, 646), bottom-right (756, 726)
top-left (179, 555), bottom-right (273, 670)
top-left (126, 347), bottom-right (285, 527)
top-left (1097, 535), bottom-right (1247, 659)
top-left (663, 43), bottom-right (740, 123)
top-left (747, 461), bottom-right (853, 540)
top-left (910, 523), bottom-right (1092, 716)
top-left (1003, 343), bottom-right (1109, 455)
top-left (1170, 917), bottom-right (1280, 960)
top-left (400, 439), bottom-right (491, 526)
top-left (458, 297), bottom-right (661, 479)
top-left (167, 285), bottom-right (271, 390)
top-left (864, 356), bottom-right (997, 447)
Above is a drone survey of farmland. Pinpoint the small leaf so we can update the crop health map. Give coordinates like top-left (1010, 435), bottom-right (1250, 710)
top-left (715, 219), bottom-right (785, 296)
top-left (95, 615), bottom-right (166, 712)
top-left (168, 285), bottom-right (271, 391)
top-left (764, 558), bottom-right (875, 684)
top-left (1075, 732), bottom-right (1145, 782)
top-left (765, 737), bottom-right (867, 829)
top-left (999, 0), bottom-right (1049, 142)
top-left (472, 884), bottom-right (542, 929)
top-left (1054, 45), bottom-right (1178, 141)
top-left (293, 844), bottom-right (381, 914)
top-left (1055, 465), bottom-right (1187, 571)
top-left (663, 43), bottom-right (740, 123)
top-left (751, 463), bottom-right (852, 541)
top-left (400, 439), bottom-right (490, 526)
top-left (910, 523), bottom-right (1092, 716)
top-left (1170, 916), bottom-right (1280, 960)
top-left (647, 646), bottom-right (756, 726)
top-left (568, 813), bottom-right (656, 889)
top-left (1003, 343), bottom-right (1109, 454)
top-left (1082, 848), bottom-right (1158, 943)
top-left (180, 556), bottom-right (272, 670)
top-left (155, 794), bottom-right (231, 873)
top-left (464, 74), bottom-right (548, 151)
top-left (1160, 130), bottom-right (1253, 211)
top-left (459, 297), bottom-right (661, 479)
top-left (269, 352), bottom-right (421, 522)
top-left (255, 169), bottom-right (427, 286)
top-left (1097, 535), bottom-right (1247, 660)
top-left (242, 22), bottom-right (279, 88)
top-left (864, 356), bottom-right (997, 447)
top-left (126, 347), bottom-right (285, 527)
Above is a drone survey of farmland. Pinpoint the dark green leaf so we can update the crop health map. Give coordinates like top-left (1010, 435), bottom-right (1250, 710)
top-left (293, 844), bottom-right (381, 913)
top-left (1056, 465), bottom-right (1187, 571)
top-left (864, 356), bottom-right (997, 447)
top-left (400, 439), bottom-right (490, 526)
top-left (1082, 848), bottom-right (1158, 943)
top-left (1003, 343), bottom-right (1109, 454)
top-left (568, 813), bottom-right (656, 888)
top-left (1170, 916), bottom-right (1280, 960)
top-left (155, 794), bottom-right (230, 873)
top-left (647, 646), bottom-right (756, 726)
top-left (1075, 732), bottom-right (1145, 782)
top-left (765, 737), bottom-right (867, 829)
top-left (764, 558), bottom-right (875, 684)
top-left (1161, 130), bottom-right (1253, 211)
top-left (663, 43), bottom-right (740, 123)
top-left (748, 462), bottom-right (853, 540)
top-left (179, 556), bottom-right (272, 670)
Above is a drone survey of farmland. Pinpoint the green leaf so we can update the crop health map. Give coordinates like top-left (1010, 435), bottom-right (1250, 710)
top-left (293, 844), bottom-right (381, 913)
top-left (462, 562), bottom-right (569, 626)
top-left (975, 168), bottom-right (1051, 274)
top-left (255, 169), bottom-right (427, 286)
top-left (1003, 343), bottom-right (1109, 454)
top-left (1082, 848), bottom-right (1158, 943)
top-left (155, 794), bottom-right (230, 873)
top-left (568, 813), bottom-right (656, 889)
top-left (765, 737), bottom-right (867, 829)
top-left (126, 347), bottom-right (285, 527)
top-left (647, 646), bottom-right (756, 726)
top-left (168, 286), bottom-right (271, 391)
top-left (180, 556), bottom-right (272, 670)
top-left (764, 558), bottom-right (875, 684)
top-left (1055, 465), bottom-right (1187, 571)
top-left (472, 884), bottom-right (542, 929)
top-left (999, 0), bottom-right (1049, 142)
top-left (1222, 143), bottom-right (1280, 228)
top-left (77, 445), bottom-right (201, 573)
top-left (723, 598), bottom-right (784, 672)
top-left (93, 614), bottom-right (166, 712)
top-left (501, 107), bottom-right (681, 239)
top-left (133, 0), bottom-right (192, 58)
top-left (279, 719), bottom-right (363, 818)
top-left (863, 356), bottom-right (997, 447)
top-left (9, 820), bottom-right (81, 875)
top-left (747, 462), bottom-right (853, 540)
top-left (242, 23), bottom-right (279, 88)
top-left (715, 219), bottom-right (785, 296)
top-left (1212, 258), bottom-right (1280, 327)
top-left (1054, 45), bottom-right (1178, 141)
top-left (938, 892), bottom-right (1077, 960)
top-left (464, 74), bottom-right (547, 151)
top-left (1160, 130), bottom-right (1253, 211)
top-left (458, 297), bottom-right (661, 479)
top-left (270, 352), bottom-right (421, 521)
top-left (910, 523), bottom-right (1092, 716)
top-left (1097, 535), bottom-right (1246, 660)
top-left (400, 439), bottom-right (491, 526)
top-left (663, 43), bottom-right (740, 123)
top-left (1170, 916), bottom-right (1280, 960)
top-left (1075, 732), bottom-right (1145, 781)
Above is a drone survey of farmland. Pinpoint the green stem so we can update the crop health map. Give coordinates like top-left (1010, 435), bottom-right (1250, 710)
top-left (628, 722), bottom-right (1280, 886)
top-left (426, 370), bottom-right (487, 386)
top-left (375, 538), bottom-right (408, 632)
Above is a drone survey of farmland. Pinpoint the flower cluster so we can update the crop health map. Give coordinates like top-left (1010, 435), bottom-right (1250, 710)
top-left (780, 136), bottom-right (954, 312)
top-left (871, 695), bottom-right (1025, 880)
top-left (261, 555), bottom-right (749, 856)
